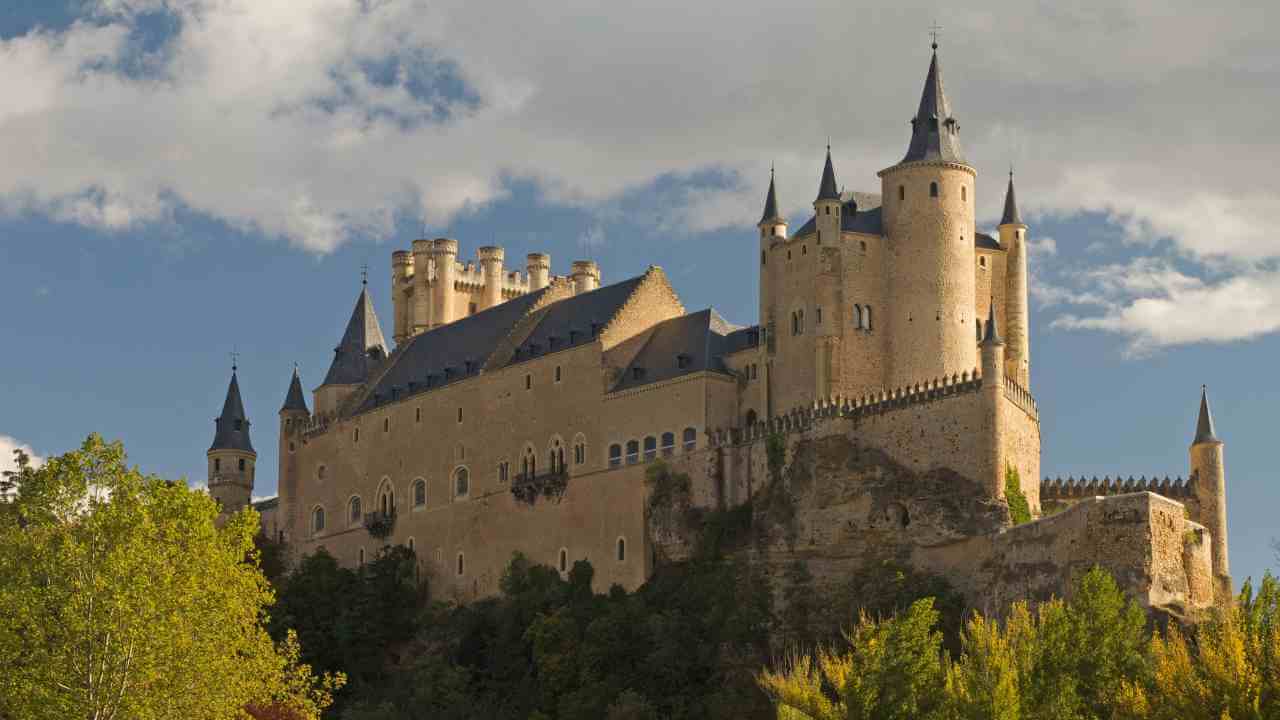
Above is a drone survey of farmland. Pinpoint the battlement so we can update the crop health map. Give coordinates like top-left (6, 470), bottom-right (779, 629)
top-left (1003, 376), bottom-right (1038, 419)
top-left (1041, 474), bottom-right (1193, 501)
top-left (711, 367), bottom-right (986, 446)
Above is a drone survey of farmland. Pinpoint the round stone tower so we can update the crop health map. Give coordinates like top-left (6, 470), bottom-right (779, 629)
top-left (208, 365), bottom-right (256, 516)
top-left (879, 43), bottom-right (977, 388)
top-left (570, 260), bottom-right (600, 294)
top-left (430, 238), bottom-right (459, 326)
top-left (478, 245), bottom-right (505, 309)
top-left (527, 253), bottom-right (551, 291)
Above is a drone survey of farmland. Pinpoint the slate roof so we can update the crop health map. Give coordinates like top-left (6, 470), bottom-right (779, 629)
top-left (975, 232), bottom-right (1001, 250)
top-left (252, 496), bottom-right (279, 512)
top-left (816, 148), bottom-right (840, 201)
top-left (210, 371), bottom-right (254, 453)
top-left (1000, 172), bottom-right (1023, 225)
top-left (899, 48), bottom-right (967, 165)
top-left (760, 170), bottom-right (781, 224)
top-left (1193, 387), bottom-right (1219, 444)
top-left (611, 309), bottom-right (740, 393)
top-left (322, 286), bottom-right (389, 387)
top-left (281, 369), bottom-right (309, 413)
top-left (792, 191), bottom-right (883, 237)
top-left (981, 301), bottom-right (1003, 346)
top-left (356, 276), bottom-right (646, 413)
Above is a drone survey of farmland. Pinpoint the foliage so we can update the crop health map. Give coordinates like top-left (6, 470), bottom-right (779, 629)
top-left (1005, 465), bottom-right (1032, 525)
top-left (1116, 573), bottom-right (1280, 719)
top-left (766, 433), bottom-right (787, 485)
top-left (0, 435), bottom-right (341, 720)
top-left (363, 509), bottom-right (395, 540)
top-left (643, 460), bottom-right (693, 537)
top-left (511, 469), bottom-right (570, 505)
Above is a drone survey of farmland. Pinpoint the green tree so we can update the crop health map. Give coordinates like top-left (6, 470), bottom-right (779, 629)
top-left (0, 435), bottom-right (341, 720)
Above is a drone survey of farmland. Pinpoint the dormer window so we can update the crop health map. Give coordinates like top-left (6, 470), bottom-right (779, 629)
top-left (548, 336), bottom-right (559, 349)
top-left (632, 367), bottom-right (645, 380)
top-left (676, 354), bottom-right (691, 370)
top-left (568, 330), bottom-right (578, 343)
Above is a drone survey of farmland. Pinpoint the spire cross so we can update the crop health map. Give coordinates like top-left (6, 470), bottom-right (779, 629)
top-left (230, 349), bottom-right (239, 373)
top-left (929, 21), bottom-right (942, 49)
top-left (360, 263), bottom-right (369, 286)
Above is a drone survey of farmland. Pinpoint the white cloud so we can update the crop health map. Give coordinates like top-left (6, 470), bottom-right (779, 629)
top-left (0, 435), bottom-right (44, 496)
top-left (0, 0), bottom-right (1274, 263)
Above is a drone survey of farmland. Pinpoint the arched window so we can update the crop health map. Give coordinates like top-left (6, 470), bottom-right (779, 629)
top-left (643, 436), bottom-right (657, 461)
top-left (854, 303), bottom-right (863, 329)
top-left (454, 467), bottom-right (470, 498)
top-left (961, 185), bottom-right (967, 201)
top-left (625, 440), bottom-right (639, 465)
top-left (930, 181), bottom-right (938, 198)
top-left (573, 434), bottom-right (586, 465)
top-left (745, 409), bottom-right (758, 427)
top-left (317, 465), bottom-right (326, 481)
top-left (559, 548), bottom-right (568, 573)
top-left (864, 305), bottom-right (873, 331)
top-left (522, 446), bottom-right (537, 479)
top-left (979, 256), bottom-right (987, 268)
top-left (349, 496), bottom-right (362, 525)
top-left (682, 427), bottom-right (697, 452)
top-left (238, 458), bottom-right (245, 471)
top-left (617, 537), bottom-right (626, 562)
top-left (378, 484), bottom-right (394, 516)
top-left (413, 479), bottom-right (426, 508)
top-left (312, 506), bottom-right (325, 533)
top-left (660, 432), bottom-right (675, 457)
top-left (608, 444), bottom-right (622, 468)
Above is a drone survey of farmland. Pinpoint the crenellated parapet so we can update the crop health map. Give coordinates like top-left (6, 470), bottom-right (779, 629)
top-left (1003, 376), bottom-right (1038, 419)
top-left (1040, 474), bottom-right (1192, 501)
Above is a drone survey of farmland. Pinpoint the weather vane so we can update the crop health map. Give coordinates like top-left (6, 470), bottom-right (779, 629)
top-left (930, 21), bottom-right (942, 49)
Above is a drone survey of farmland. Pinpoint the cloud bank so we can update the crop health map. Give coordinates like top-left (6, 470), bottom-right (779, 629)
top-left (1, 0), bottom-right (1277, 347)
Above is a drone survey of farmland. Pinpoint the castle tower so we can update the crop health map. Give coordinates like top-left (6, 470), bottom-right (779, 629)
top-left (1190, 387), bottom-right (1229, 585)
top-left (277, 367), bottom-right (309, 541)
top-left (430, 238), bottom-right (459, 326)
top-left (315, 281), bottom-right (389, 415)
top-left (208, 364), bottom-right (256, 515)
top-left (758, 167), bottom-right (786, 351)
top-left (999, 171), bottom-right (1030, 387)
top-left (879, 42), bottom-right (978, 388)
top-left (979, 302), bottom-right (1005, 500)
top-left (527, 253), bottom-right (551, 291)
top-left (479, 246), bottom-right (505, 309)
top-left (813, 147), bottom-right (841, 245)
top-left (411, 238), bottom-right (433, 335)
top-left (571, 260), bottom-right (600, 294)
top-left (391, 250), bottom-right (413, 345)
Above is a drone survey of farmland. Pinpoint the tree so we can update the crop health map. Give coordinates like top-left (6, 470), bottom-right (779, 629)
top-left (0, 435), bottom-right (341, 720)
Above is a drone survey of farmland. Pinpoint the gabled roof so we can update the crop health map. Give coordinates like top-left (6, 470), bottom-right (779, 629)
top-left (210, 370), bottom-right (255, 454)
top-left (610, 309), bottom-right (739, 393)
top-left (356, 275), bottom-right (648, 413)
top-left (1193, 387), bottom-right (1219, 445)
top-left (792, 192), bottom-right (883, 237)
top-left (816, 147), bottom-right (840, 202)
top-left (322, 286), bottom-right (389, 387)
top-left (899, 47), bottom-right (967, 165)
top-left (1000, 172), bottom-right (1023, 225)
top-left (281, 368), bottom-right (309, 413)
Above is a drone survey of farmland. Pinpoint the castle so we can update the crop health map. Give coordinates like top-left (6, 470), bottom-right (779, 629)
top-left (206, 44), bottom-right (1231, 614)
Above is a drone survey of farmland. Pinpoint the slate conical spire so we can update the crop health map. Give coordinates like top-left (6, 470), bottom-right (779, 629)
top-left (981, 300), bottom-right (1003, 346)
top-left (1001, 170), bottom-right (1023, 226)
top-left (900, 44), bottom-right (966, 165)
top-left (281, 366), bottom-right (309, 413)
top-left (210, 368), bottom-right (254, 453)
top-left (322, 283), bottom-right (389, 387)
top-left (816, 145), bottom-right (840, 202)
top-left (760, 166), bottom-right (782, 224)
top-left (1193, 386), bottom-right (1219, 445)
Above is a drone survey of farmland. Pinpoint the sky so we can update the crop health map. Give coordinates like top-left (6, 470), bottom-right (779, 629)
top-left (1, 1), bottom-right (1277, 585)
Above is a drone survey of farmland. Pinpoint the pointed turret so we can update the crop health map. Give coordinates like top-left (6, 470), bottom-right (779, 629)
top-left (761, 167), bottom-right (782, 224)
top-left (322, 284), bottom-right (389, 387)
top-left (210, 369), bottom-right (254, 453)
top-left (281, 367), bottom-right (309, 414)
top-left (981, 301), bottom-right (1003, 346)
top-left (900, 44), bottom-right (966, 165)
top-left (816, 146), bottom-right (840, 202)
top-left (1193, 386), bottom-right (1219, 445)
top-left (1000, 170), bottom-right (1023, 226)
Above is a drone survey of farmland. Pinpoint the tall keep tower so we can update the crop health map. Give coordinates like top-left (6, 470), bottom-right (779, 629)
top-left (879, 42), bottom-right (978, 387)
top-left (1190, 387), bottom-right (1229, 594)
top-left (999, 171), bottom-right (1031, 387)
top-left (208, 364), bottom-right (256, 515)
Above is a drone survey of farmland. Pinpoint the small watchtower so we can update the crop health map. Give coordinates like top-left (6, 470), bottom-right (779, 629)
top-left (208, 362), bottom-right (256, 515)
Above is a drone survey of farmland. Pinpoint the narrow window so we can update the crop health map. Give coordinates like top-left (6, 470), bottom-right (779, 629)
top-left (555, 366), bottom-right (562, 383)
top-left (457, 553), bottom-right (464, 576)
top-left (415, 407), bottom-right (421, 423)
top-left (930, 181), bottom-right (938, 197)
top-left (288, 442), bottom-right (295, 453)
top-left (643, 436), bottom-right (657, 461)
top-left (787, 250), bottom-right (791, 260)
top-left (761, 250), bottom-right (766, 266)
top-left (625, 440), bottom-right (639, 464)
top-left (816, 306), bottom-right (823, 325)
top-left (317, 465), bottom-right (326, 480)
top-left (660, 432), bottom-right (675, 457)
top-left (860, 240), bottom-right (867, 251)
top-left (682, 428), bottom-right (697, 451)
top-left (359, 548), bottom-right (365, 565)
top-left (559, 548), bottom-right (568, 573)
top-left (408, 537), bottom-right (415, 552)
top-left (865, 305), bottom-right (873, 331)
top-left (961, 186), bottom-right (967, 201)
top-left (353, 428), bottom-right (359, 443)
top-left (802, 245), bottom-right (807, 255)
top-left (798, 309), bottom-right (804, 334)
top-left (898, 185), bottom-right (905, 201)
top-left (617, 538), bottom-right (626, 562)
top-left (980, 256), bottom-right (987, 268)
top-left (414, 479), bottom-right (426, 507)
top-left (745, 409), bottom-right (758, 426)
top-left (239, 458), bottom-right (246, 472)
top-left (854, 303), bottom-right (862, 329)
top-left (609, 444), bottom-right (622, 467)
top-left (454, 467), bottom-right (469, 498)
top-left (525, 374), bottom-right (532, 390)
top-left (457, 407), bottom-right (463, 423)
top-left (469, 302), bottom-right (477, 315)
top-left (349, 496), bottom-right (362, 524)
top-left (824, 206), bottom-right (830, 215)
top-left (313, 507), bottom-right (325, 532)
top-left (214, 458), bottom-right (221, 472)
top-left (976, 319), bottom-right (984, 342)
top-left (383, 417), bottom-right (389, 433)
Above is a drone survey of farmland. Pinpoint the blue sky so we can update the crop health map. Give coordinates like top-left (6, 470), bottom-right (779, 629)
top-left (1, 1), bottom-right (1277, 586)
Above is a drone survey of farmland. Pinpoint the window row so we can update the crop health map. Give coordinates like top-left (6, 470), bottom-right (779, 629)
top-left (607, 428), bottom-right (697, 467)
top-left (897, 181), bottom-right (967, 202)
top-left (853, 304), bottom-right (874, 330)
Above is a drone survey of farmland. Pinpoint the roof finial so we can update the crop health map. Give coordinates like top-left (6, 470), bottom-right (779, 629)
top-left (360, 263), bottom-right (368, 286)
top-left (929, 20), bottom-right (942, 50)
top-left (230, 348), bottom-right (239, 374)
